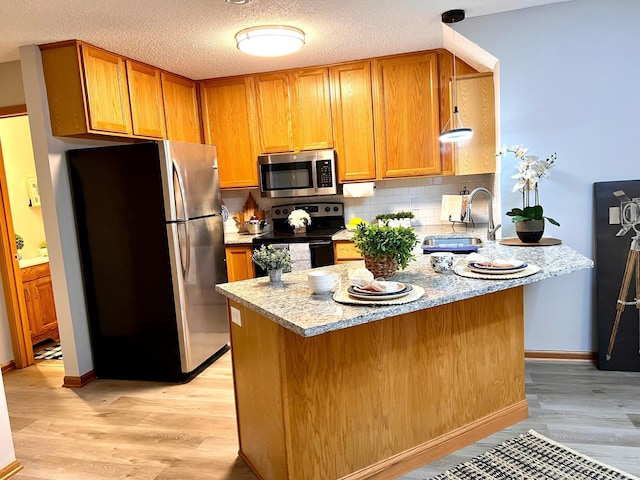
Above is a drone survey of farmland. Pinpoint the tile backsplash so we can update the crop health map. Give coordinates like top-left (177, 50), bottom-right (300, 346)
top-left (221, 174), bottom-right (494, 227)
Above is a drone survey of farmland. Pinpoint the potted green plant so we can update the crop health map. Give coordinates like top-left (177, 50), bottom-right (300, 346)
top-left (39, 241), bottom-right (48, 257)
top-left (15, 233), bottom-right (25, 260)
top-left (498, 144), bottom-right (560, 243)
top-left (352, 223), bottom-right (418, 278)
top-left (375, 211), bottom-right (415, 228)
top-left (252, 245), bottom-right (292, 283)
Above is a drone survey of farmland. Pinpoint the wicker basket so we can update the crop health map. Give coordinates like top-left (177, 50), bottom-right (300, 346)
top-left (364, 255), bottom-right (398, 279)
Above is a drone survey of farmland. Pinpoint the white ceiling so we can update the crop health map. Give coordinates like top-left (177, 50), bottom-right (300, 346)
top-left (0, 0), bottom-right (572, 80)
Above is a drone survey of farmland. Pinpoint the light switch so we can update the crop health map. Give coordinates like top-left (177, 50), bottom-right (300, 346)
top-left (230, 306), bottom-right (242, 327)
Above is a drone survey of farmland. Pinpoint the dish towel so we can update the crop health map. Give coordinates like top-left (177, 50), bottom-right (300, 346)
top-left (289, 243), bottom-right (311, 271)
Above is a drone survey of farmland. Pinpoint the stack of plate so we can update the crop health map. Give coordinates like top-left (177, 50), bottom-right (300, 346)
top-left (466, 260), bottom-right (528, 275)
top-left (347, 281), bottom-right (413, 300)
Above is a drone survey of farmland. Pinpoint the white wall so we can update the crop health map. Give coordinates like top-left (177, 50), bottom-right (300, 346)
top-left (0, 61), bottom-right (25, 108)
top-left (458, 0), bottom-right (640, 351)
top-left (0, 372), bottom-right (17, 472)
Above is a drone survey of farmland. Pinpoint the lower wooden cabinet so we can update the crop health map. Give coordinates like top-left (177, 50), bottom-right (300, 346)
top-left (21, 263), bottom-right (59, 345)
top-left (333, 241), bottom-right (363, 264)
top-left (225, 246), bottom-right (255, 282)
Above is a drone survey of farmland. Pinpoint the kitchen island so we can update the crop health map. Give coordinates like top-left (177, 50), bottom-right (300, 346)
top-left (216, 238), bottom-right (592, 480)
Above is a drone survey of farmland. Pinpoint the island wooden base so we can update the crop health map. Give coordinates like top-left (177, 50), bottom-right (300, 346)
top-left (228, 287), bottom-right (526, 479)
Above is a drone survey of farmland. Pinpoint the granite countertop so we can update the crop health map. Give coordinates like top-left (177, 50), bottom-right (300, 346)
top-left (216, 232), bottom-right (593, 338)
top-left (224, 231), bottom-right (266, 245)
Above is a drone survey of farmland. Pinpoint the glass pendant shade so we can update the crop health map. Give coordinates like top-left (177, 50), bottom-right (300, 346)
top-left (235, 25), bottom-right (305, 57)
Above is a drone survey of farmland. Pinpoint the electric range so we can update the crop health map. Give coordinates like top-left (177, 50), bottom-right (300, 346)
top-left (252, 202), bottom-right (345, 275)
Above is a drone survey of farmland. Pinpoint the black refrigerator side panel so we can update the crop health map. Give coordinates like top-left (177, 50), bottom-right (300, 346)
top-left (68, 143), bottom-right (182, 381)
top-left (594, 180), bottom-right (640, 372)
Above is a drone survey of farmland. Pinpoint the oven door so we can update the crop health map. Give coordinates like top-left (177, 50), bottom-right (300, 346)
top-left (309, 240), bottom-right (335, 268)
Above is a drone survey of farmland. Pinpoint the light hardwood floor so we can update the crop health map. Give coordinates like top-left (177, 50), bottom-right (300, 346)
top-left (3, 353), bottom-right (640, 479)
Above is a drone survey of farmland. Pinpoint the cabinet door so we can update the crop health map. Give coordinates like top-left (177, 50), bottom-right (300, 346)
top-left (80, 44), bottom-right (133, 135)
top-left (292, 67), bottom-right (333, 151)
top-left (451, 73), bottom-right (496, 175)
top-left (225, 246), bottom-right (255, 282)
top-left (330, 62), bottom-right (376, 182)
top-left (161, 72), bottom-right (202, 143)
top-left (254, 72), bottom-right (294, 153)
top-left (126, 60), bottom-right (167, 138)
top-left (32, 277), bottom-right (59, 338)
top-left (373, 52), bottom-right (440, 178)
top-left (23, 283), bottom-right (38, 339)
top-left (201, 77), bottom-right (259, 188)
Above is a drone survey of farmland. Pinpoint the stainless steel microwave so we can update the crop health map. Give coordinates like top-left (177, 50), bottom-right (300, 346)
top-left (258, 150), bottom-right (339, 198)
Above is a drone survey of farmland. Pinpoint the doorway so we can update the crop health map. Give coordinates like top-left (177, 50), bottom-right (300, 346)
top-left (0, 105), bottom-right (60, 370)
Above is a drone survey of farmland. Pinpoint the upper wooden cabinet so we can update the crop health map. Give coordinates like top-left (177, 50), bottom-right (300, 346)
top-left (126, 60), bottom-right (166, 138)
top-left (330, 61), bottom-right (376, 182)
top-left (41, 41), bottom-right (134, 138)
top-left (254, 67), bottom-right (333, 153)
top-left (161, 72), bottom-right (202, 144)
top-left (449, 73), bottom-right (496, 175)
top-left (201, 76), bottom-right (259, 189)
top-left (372, 52), bottom-right (441, 179)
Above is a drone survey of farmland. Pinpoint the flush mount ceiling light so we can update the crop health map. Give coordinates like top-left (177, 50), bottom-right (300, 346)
top-left (439, 9), bottom-right (473, 143)
top-left (225, 0), bottom-right (253, 4)
top-left (235, 25), bottom-right (305, 57)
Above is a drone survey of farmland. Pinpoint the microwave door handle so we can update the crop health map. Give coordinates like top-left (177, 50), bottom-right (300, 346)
top-left (311, 160), bottom-right (318, 192)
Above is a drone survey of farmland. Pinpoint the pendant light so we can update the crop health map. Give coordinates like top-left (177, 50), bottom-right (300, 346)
top-left (439, 9), bottom-right (473, 143)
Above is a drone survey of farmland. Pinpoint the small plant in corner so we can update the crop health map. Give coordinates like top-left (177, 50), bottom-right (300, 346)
top-left (15, 233), bottom-right (24, 250)
top-left (251, 245), bottom-right (292, 272)
top-left (505, 205), bottom-right (559, 226)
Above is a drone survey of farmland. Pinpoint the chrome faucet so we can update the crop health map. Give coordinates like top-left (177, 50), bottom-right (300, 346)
top-left (462, 187), bottom-right (502, 241)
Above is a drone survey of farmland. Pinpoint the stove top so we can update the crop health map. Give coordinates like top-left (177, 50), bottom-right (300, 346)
top-left (252, 202), bottom-right (345, 245)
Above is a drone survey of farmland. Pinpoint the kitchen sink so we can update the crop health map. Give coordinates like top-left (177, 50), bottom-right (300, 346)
top-left (421, 236), bottom-right (483, 253)
top-left (422, 236), bottom-right (484, 248)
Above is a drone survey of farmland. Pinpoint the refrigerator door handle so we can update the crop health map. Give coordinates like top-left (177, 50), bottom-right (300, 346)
top-left (173, 160), bottom-right (191, 279)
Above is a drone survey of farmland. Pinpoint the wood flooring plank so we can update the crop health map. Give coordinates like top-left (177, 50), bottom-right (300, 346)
top-left (5, 353), bottom-right (640, 480)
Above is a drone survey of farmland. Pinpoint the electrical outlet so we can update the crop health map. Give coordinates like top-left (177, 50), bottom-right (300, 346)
top-left (411, 197), bottom-right (419, 210)
top-left (230, 306), bottom-right (242, 326)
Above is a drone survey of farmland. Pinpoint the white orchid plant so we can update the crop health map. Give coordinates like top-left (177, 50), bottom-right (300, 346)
top-left (497, 144), bottom-right (560, 226)
top-left (287, 209), bottom-right (311, 229)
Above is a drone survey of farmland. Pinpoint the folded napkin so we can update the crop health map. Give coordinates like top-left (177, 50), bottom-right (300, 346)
top-left (348, 267), bottom-right (394, 292)
top-left (466, 253), bottom-right (523, 268)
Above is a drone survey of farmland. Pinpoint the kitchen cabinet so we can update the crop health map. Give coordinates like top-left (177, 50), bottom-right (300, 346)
top-left (330, 61), bottom-right (376, 182)
top-left (21, 263), bottom-right (59, 346)
top-left (40, 41), bottom-right (134, 138)
top-left (225, 246), bottom-right (255, 282)
top-left (449, 73), bottom-right (496, 175)
top-left (201, 77), bottom-right (260, 189)
top-left (372, 52), bottom-right (441, 178)
top-left (126, 60), bottom-right (167, 138)
top-left (253, 67), bottom-right (333, 153)
top-left (161, 72), bottom-right (203, 144)
top-left (333, 240), bottom-right (363, 263)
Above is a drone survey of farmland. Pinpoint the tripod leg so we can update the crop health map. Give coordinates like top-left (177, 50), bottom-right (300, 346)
top-left (606, 250), bottom-right (636, 361)
top-left (636, 250), bottom-right (640, 354)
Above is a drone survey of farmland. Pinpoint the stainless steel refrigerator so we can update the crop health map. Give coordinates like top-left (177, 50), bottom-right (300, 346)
top-left (68, 140), bottom-right (229, 382)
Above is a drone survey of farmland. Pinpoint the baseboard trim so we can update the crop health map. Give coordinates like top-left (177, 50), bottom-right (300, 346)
top-left (0, 361), bottom-right (16, 375)
top-left (63, 370), bottom-right (96, 388)
top-left (525, 350), bottom-right (597, 362)
top-left (0, 460), bottom-right (23, 480)
top-left (339, 400), bottom-right (529, 480)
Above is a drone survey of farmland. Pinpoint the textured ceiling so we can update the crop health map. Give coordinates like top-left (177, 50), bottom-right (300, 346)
top-left (0, 0), bottom-right (572, 80)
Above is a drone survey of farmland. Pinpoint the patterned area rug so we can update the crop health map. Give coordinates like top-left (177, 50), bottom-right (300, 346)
top-left (429, 430), bottom-right (639, 480)
top-left (33, 342), bottom-right (63, 361)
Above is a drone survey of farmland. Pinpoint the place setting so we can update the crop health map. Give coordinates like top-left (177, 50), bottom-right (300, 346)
top-left (453, 252), bottom-right (541, 279)
top-left (331, 267), bottom-right (424, 305)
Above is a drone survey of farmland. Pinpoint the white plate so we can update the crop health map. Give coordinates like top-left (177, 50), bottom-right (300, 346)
top-left (353, 281), bottom-right (406, 295)
top-left (348, 284), bottom-right (413, 300)
top-left (467, 262), bottom-right (528, 275)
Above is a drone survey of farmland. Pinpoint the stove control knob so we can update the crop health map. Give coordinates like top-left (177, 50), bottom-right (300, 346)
top-left (325, 206), bottom-right (331, 212)
top-left (283, 208), bottom-right (289, 215)
top-left (274, 209), bottom-right (281, 215)
top-left (333, 206), bottom-right (340, 212)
